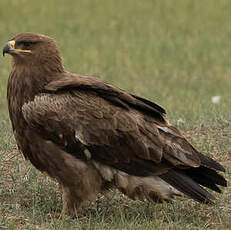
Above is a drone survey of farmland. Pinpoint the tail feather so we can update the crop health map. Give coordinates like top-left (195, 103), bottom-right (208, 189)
top-left (159, 169), bottom-right (216, 204)
top-left (184, 166), bottom-right (227, 189)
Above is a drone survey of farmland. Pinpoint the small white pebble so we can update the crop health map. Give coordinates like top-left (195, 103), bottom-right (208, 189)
top-left (211, 96), bottom-right (221, 104)
top-left (177, 118), bottom-right (185, 126)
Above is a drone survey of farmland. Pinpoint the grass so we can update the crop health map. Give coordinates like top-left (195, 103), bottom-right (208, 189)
top-left (0, 0), bottom-right (230, 229)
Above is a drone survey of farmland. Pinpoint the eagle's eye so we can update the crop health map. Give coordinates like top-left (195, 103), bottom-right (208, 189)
top-left (23, 42), bottom-right (32, 47)
top-left (17, 41), bottom-right (37, 49)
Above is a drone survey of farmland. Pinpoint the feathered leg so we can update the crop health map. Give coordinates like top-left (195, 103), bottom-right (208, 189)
top-left (62, 185), bottom-right (85, 216)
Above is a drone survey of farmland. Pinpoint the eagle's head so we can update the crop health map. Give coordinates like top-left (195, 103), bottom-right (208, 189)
top-left (3, 32), bottom-right (64, 72)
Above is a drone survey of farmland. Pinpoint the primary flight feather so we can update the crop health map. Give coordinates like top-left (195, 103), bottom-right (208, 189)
top-left (3, 32), bottom-right (227, 216)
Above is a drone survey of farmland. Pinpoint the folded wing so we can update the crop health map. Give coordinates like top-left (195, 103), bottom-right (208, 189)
top-left (22, 74), bottom-right (226, 203)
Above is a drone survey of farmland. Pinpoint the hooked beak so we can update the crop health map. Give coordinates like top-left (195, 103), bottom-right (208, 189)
top-left (3, 40), bottom-right (31, 56)
top-left (3, 40), bottom-right (15, 56)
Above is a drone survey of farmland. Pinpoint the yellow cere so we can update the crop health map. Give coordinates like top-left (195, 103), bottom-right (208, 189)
top-left (9, 40), bottom-right (15, 49)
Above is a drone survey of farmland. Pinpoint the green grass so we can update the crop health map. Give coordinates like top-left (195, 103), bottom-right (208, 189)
top-left (0, 0), bottom-right (230, 229)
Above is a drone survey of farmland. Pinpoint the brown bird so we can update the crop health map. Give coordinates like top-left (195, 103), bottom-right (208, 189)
top-left (3, 32), bottom-right (227, 216)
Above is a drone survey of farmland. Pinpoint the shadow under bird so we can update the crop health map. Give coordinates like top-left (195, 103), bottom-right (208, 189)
top-left (3, 32), bottom-right (227, 216)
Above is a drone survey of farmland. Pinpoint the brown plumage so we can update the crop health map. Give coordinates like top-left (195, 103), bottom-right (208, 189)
top-left (3, 32), bottom-right (227, 216)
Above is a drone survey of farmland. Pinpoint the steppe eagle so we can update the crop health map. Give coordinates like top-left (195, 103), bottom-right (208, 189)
top-left (3, 33), bottom-right (227, 216)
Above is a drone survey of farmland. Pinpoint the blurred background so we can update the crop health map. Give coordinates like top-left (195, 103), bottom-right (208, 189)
top-left (1, 0), bottom-right (231, 125)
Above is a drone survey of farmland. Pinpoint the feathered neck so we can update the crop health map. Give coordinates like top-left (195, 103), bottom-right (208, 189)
top-left (12, 51), bottom-right (65, 75)
top-left (8, 59), bottom-right (65, 108)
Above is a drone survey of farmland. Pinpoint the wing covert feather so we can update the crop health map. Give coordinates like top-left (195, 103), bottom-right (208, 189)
top-left (45, 73), bottom-right (166, 123)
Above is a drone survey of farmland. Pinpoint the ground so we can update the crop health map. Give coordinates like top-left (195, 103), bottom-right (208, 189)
top-left (0, 0), bottom-right (230, 229)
